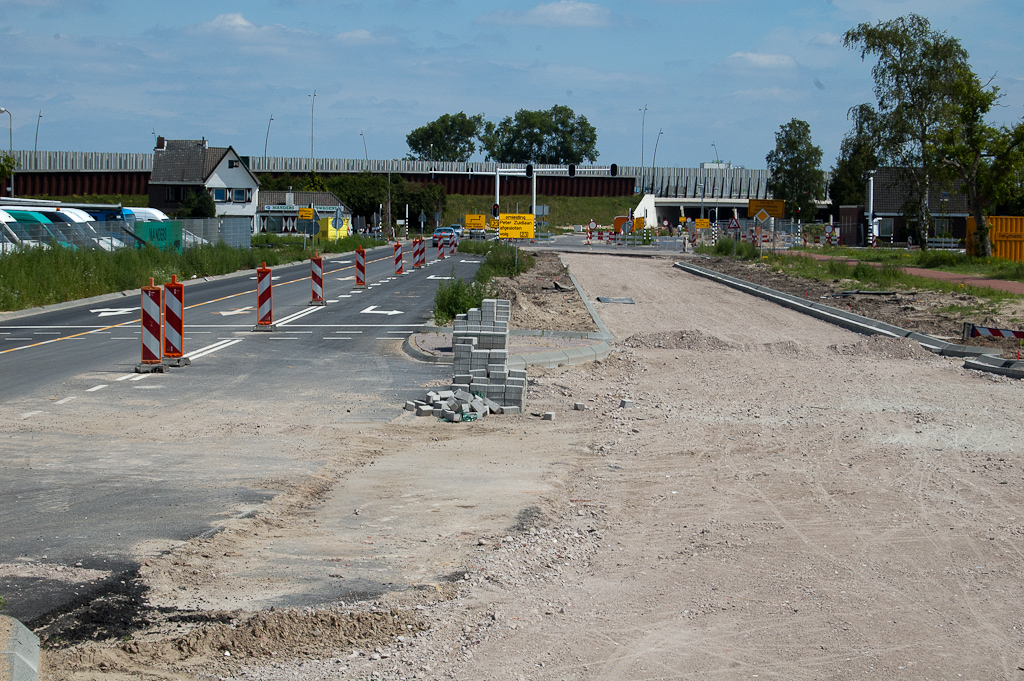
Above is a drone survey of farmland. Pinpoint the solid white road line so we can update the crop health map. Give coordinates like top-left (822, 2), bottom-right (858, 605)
top-left (276, 306), bottom-right (324, 326)
top-left (186, 338), bottom-right (243, 361)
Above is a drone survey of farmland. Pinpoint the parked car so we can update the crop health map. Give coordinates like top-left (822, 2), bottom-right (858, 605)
top-left (432, 226), bottom-right (459, 247)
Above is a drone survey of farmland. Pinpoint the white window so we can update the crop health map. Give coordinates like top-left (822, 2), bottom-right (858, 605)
top-left (233, 188), bottom-right (247, 203)
top-left (212, 188), bottom-right (227, 202)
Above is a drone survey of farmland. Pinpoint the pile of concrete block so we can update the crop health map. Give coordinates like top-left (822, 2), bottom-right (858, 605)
top-left (406, 299), bottom-right (526, 421)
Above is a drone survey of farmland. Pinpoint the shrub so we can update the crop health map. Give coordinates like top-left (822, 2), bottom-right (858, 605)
top-left (433, 269), bottom-right (494, 324)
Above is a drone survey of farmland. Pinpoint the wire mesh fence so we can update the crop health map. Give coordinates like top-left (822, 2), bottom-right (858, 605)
top-left (0, 217), bottom-right (251, 254)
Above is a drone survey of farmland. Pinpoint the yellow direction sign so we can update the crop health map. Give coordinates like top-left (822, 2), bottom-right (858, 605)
top-left (498, 213), bottom-right (535, 239)
top-left (748, 199), bottom-right (784, 219)
top-left (695, 218), bottom-right (710, 229)
top-left (465, 214), bottom-right (486, 230)
top-left (298, 207), bottom-right (315, 220)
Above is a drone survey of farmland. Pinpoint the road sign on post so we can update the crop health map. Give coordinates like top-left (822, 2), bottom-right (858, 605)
top-left (465, 214), bottom-right (486, 230)
top-left (748, 199), bottom-right (785, 219)
top-left (498, 213), bottom-right (535, 240)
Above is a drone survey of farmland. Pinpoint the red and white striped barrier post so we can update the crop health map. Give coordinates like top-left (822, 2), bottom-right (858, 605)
top-left (310, 252), bottom-right (325, 306)
top-left (438, 236), bottom-right (446, 259)
top-left (448, 234), bottom-right (457, 257)
top-left (355, 246), bottom-right (366, 286)
top-left (136, 277), bottom-right (166, 372)
top-left (414, 238), bottom-right (424, 267)
top-left (253, 262), bottom-right (275, 331)
top-left (586, 228), bottom-right (592, 244)
top-left (162, 274), bottom-right (189, 367)
top-left (394, 242), bottom-right (404, 274)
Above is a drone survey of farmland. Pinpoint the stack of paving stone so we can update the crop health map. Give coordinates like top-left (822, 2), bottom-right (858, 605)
top-left (406, 299), bottom-right (526, 422)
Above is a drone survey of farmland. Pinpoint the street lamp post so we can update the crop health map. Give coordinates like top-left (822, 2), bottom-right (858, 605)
top-left (0, 107), bottom-right (13, 197)
top-left (639, 104), bottom-right (647, 168)
top-left (34, 111), bottom-right (41, 153)
top-left (360, 131), bottom-right (368, 169)
top-left (266, 112), bottom-right (274, 164)
top-left (308, 91), bottom-right (316, 167)
top-left (711, 141), bottom-right (720, 163)
top-left (650, 129), bottom-right (663, 194)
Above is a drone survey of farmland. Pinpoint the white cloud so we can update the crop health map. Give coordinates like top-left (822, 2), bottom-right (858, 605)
top-left (204, 13), bottom-right (254, 31)
top-left (478, 1), bottom-right (613, 28)
top-left (811, 32), bottom-right (841, 46)
top-left (729, 86), bottom-right (800, 101)
top-left (335, 29), bottom-right (395, 45)
top-left (724, 52), bottom-right (797, 69)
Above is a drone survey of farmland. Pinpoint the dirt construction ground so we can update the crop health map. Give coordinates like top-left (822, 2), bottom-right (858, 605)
top-left (34, 251), bottom-right (1024, 680)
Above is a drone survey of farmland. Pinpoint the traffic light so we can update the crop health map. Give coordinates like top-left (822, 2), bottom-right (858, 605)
top-left (568, 164), bottom-right (576, 177)
top-left (492, 204), bottom-right (499, 218)
top-left (609, 163), bottom-right (618, 177)
top-left (525, 164), bottom-right (533, 178)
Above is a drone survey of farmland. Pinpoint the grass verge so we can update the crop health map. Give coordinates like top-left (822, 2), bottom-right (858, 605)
top-left (787, 245), bottom-right (1024, 282)
top-left (432, 240), bottom-right (535, 324)
top-left (0, 235), bottom-right (385, 312)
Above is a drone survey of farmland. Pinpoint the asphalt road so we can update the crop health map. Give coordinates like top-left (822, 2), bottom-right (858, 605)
top-left (0, 242), bottom-right (480, 622)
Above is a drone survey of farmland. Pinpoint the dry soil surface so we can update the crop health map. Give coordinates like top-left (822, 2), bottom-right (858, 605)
top-left (698, 254), bottom-right (1024, 357)
top-left (37, 252), bottom-right (1024, 680)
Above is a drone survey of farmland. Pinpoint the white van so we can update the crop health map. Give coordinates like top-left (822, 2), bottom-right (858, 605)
top-left (123, 207), bottom-right (171, 223)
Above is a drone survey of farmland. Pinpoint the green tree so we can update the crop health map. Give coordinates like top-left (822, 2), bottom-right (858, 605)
top-left (177, 189), bottom-right (216, 218)
top-left (844, 13), bottom-right (969, 249)
top-left (0, 153), bottom-right (17, 193)
top-left (828, 104), bottom-right (880, 211)
top-left (936, 70), bottom-right (1024, 256)
top-left (480, 105), bottom-right (598, 164)
top-left (406, 112), bottom-right (484, 162)
top-left (765, 119), bottom-right (825, 222)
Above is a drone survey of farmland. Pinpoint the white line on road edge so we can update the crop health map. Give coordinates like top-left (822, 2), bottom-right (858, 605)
top-left (86, 385), bottom-right (108, 392)
top-left (55, 396), bottom-right (77, 404)
top-left (185, 338), bottom-right (243, 361)
top-left (20, 411), bottom-right (43, 419)
top-left (276, 306), bottom-right (324, 327)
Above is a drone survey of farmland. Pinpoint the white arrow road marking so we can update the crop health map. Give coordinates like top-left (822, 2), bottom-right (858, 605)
top-left (426, 275), bottom-right (453, 280)
top-left (89, 307), bottom-right (140, 317)
top-left (460, 259), bottom-right (481, 263)
top-left (360, 305), bottom-right (403, 316)
top-left (218, 306), bottom-right (254, 316)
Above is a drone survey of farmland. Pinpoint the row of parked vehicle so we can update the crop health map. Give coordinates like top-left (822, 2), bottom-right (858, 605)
top-left (0, 202), bottom-right (172, 254)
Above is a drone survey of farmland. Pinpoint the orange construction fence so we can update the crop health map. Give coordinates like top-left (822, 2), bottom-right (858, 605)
top-left (967, 216), bottom-right (1024, 260)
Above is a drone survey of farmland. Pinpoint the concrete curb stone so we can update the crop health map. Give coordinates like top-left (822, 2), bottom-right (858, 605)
top-left (0, 616), bottom-right (39, 681)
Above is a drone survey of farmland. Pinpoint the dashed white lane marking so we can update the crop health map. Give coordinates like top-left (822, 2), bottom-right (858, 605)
top-left (324, 337), bottom-right (352, 340)
top-left (129, 374), bottom-right (150, 382)
top-left (20, 411), bottom-right (43, 419)
top-left (327, 299), bottom-right (339, 303)
top-left (55, 396), bottom-right (77, 404)
top-left (133, 385), bottom-right (163, 390)
top-left (116, 374), bottom-right (135, 381)
top-left (86, 385), bottom-right (108, 392)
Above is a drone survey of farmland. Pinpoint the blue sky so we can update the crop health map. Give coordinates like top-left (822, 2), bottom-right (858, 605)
top-left (2, 0), bottom-right (1021, 170)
